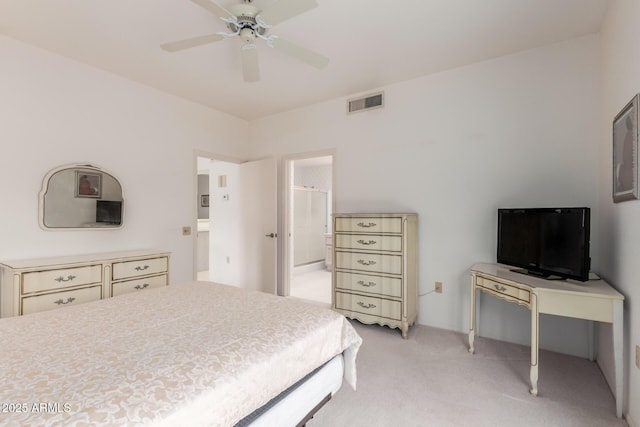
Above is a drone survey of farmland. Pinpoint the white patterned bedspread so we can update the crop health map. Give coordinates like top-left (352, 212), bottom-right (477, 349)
top-left (0, 281), bottom-right (362, 426)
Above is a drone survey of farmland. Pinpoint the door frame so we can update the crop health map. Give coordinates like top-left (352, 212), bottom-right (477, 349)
top-left (281, 149), bottom-right (336, 297)
top-left (192, 150), bottom-right (244, 281)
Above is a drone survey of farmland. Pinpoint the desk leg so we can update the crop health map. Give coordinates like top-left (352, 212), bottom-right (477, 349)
top-left (587, 320), bottom-right (595, 362)
top-left (468, 274), bottom-right (476, 354)
top-left (613, 300), bottom-right (623, 418)
top-left (530, 293), bottom-right (539, 396)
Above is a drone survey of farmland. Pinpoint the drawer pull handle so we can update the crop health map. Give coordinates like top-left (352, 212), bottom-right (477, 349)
top-left (356, 222), bottom-right (377, 228)
top-left (54, 297), bottom-right (76, 305)
top-left (135, 265), bottom-right (150, 271)
top-left (494, 285), bottom-right (507, 292)
top-left (357, 239), bottom-right (377, 246)
top-left (134, 284), bottom-right (149, 290)
top-left (357, 260), bottom-right (376, 266)
top-left (357, 301), bottom-right (376, 309)
top-left (357, 280), bottom-right (377, 287)
top-left (54, 275), bottom-right (77, 283)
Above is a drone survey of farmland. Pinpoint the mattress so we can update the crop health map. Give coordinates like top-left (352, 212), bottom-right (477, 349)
top-left (0, 281), bottom-right (362, 426)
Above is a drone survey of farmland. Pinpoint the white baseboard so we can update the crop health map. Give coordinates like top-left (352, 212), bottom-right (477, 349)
top-left (293, 261), bottom-right (326, 275)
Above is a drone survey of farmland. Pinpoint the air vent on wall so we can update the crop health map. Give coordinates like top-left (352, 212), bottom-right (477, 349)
top-left (347, 91), bottom-right (384, 114)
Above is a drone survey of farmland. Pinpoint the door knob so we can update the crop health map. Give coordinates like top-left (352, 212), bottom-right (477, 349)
top-left (265, 233), bottom-right (277, 238)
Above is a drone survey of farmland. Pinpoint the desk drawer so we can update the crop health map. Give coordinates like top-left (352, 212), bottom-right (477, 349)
top-left (112, 274), bottom-right (168, 297)
top-left (335, 251), bottom-right (402, 275)
top-left (112, 257), bottom-right (168, 280)
top-left (335, 292), bottom-right (401, 321)
top-left (335, 234), bottom-right (402, 252)
top-left (335, 217), bottom-right (402, 234)
top-left (335, 271), bottom-right (402, 298)
top-left (477, 277), bottom-right (530, 304)
top-left (22, 265), bottom-right (102, 294)
top-left (22, 285), bottom-right (102, 315)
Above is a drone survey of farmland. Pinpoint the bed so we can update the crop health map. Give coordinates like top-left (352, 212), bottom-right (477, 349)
top-left (0, 281), bottom-right (362, 426)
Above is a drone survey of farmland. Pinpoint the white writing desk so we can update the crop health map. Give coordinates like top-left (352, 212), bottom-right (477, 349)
top-left (468, 263), bottom-right (624, 418)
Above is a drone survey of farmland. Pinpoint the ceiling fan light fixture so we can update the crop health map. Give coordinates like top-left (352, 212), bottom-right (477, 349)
top-left (162, 0), bottom-right (328, 82)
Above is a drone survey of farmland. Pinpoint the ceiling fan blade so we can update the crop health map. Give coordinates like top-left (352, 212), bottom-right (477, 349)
top-left (270, 37), bottom-right (329, 69)
top-left (190, 0), bottom-right (234, 19)
top-left (257, 0), bottom-right (318, 26)
top-left (160, 33), bottom-right (224, 52)
top-left (242, 44), bottom-right (260, 82)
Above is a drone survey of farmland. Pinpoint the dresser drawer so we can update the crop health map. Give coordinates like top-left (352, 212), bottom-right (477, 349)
top-left (22, 265), bottom-right (102, 294)
top-left (112, 257), bottom-right (168, 280)
top-left (335, 292), bottom-right (402, 321)
top-left (112, 274), bottom-right (168, 297)
top-left (335, 271), bottom-right (402, 298)
top-left (477, 276), bottom-right (530, 304)
top-left (22, 285), bottom-right (102, 315)
top-left (335, 217), bottom-right (403, 234)
top-left (335, 234), bottom-right (402, 252)
top-left (335, 251), bottom-right (402, 275)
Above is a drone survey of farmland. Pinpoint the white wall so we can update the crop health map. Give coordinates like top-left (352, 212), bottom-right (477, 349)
top-left (0, 36), bottom-right (249, 283)
top-left (208, 159), bottom-right (241, 285)
top-left (249, 35), bottom-right (602, 358)
top-left (599, 1), bottom-right (640, 422)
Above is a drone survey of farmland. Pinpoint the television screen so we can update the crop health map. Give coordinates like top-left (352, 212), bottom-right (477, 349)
top-left (497, 207), bottom-right (590, 281)
top-left (96, 200), bottom-right (122, 225)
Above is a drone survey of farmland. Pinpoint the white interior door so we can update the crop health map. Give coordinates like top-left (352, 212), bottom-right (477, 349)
top-left (238, 158), bottom-right (277, 294)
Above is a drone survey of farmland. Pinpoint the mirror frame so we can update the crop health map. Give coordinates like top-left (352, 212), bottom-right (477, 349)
top-left (39, 163), bottom-right (125, 230)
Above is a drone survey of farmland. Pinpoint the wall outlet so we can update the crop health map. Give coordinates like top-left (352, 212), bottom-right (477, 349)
top-left (182, 226), bottom-right (191, 236)
top-left (636, 345), bottom-right (640, 369)
top-left (435, 282), bottom-right (443, 294)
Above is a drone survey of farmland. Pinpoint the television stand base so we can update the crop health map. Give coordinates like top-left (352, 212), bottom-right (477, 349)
top-left (510, 268), bottom-right (565, 281)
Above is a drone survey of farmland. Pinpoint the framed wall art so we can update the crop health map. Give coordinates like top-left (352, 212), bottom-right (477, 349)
top-left (613, 93), bottom-right (639, 202)
top-left (75, 171), bottom-right (102, 198)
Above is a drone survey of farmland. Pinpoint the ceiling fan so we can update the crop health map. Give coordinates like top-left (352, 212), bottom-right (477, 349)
top-left (161, 0), bottom-right (329, 82)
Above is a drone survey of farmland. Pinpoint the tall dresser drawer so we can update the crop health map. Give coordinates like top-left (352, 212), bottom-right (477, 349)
top-left (335, 251), bottom-right (402, 275)
top-left (112, 257), bottom-right (168, 280)
top-left (335, 217), bottom-right (403, 234)
top-left (22, 265), bottom-right (102, 294)
top-left (335, 292), bottom-right (402, 321)
top-left (22, 285), bottom-right (102, 315)
top-left (335, 234), bottom-right (402, 252)
top-left (112, 274), bottom-right (168, 297)
top-left (335, 271), bottom-right (402, 298)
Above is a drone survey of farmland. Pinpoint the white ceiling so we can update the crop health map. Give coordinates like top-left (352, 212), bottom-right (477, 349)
top-left (0, 0), bottom-right (610, 121)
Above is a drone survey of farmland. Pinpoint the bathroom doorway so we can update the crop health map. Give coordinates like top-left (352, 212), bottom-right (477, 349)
top-left (283, 152), bottom-right (334, 305)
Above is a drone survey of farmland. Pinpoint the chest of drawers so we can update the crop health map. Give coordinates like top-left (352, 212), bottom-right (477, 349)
top-left (0, 249), bottom-right (170, 317)
top-left (332, 213), bottom-right (417, 338)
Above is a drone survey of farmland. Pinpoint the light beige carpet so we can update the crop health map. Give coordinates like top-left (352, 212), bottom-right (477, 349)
top-left (309, 321), bottom-right (627, 427)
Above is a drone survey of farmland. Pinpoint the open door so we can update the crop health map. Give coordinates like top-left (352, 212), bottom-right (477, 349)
top-left (238, 157), bottom-right (277, 294)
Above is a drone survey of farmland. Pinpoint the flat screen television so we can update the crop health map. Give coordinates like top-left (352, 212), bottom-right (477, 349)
top-left (96, 200), bottom-right (122, 225)
top-left (496, 207), bottom-right (590, 282)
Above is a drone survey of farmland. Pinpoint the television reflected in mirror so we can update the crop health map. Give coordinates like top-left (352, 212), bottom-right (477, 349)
top-left (96, 200), bottom-right (123, 225)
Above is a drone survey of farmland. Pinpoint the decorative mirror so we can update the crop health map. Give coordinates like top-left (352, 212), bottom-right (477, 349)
top-left (39, 164), bottom-right (124, 229)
